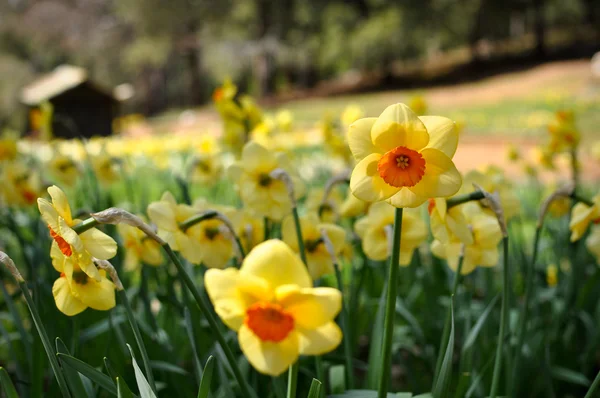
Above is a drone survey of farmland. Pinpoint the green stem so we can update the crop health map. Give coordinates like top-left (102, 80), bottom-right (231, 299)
top-left (162, 244), bottom-right (257, 398)
top-left (433, 254), bottom-right (465, 385)
top-left (288, 206), bottom-right (307, 398)
top-left (584, 368), bottom-right (600, 398)
top-left (179, 211), bottom-right (246, 259)
top-left (118, 289), bottom-right (157, 394)
top-left (333, 259), bottom-right (354, 389)
top-left (17, 280), bottom-right (72, 398)
top-left (490, 236), bottom-right (510, 398)
top-left (71, 218), bottom-right (99, 234)
top-left (571, 193), bottom-right (594, 207)
top-left (511, 226), bottom-right (543, 395)
top-left (378, 207), bottom-right (403, 398)
top-left (446, 191), bottom-right (485, 209)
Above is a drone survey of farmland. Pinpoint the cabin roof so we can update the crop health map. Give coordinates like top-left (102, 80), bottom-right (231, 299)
top-left (20, 65), bottom-right (114, 106)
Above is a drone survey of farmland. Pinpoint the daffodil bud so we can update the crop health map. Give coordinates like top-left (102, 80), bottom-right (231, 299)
top-left (92, 207), bottom-right (166, 245)
top-left (93, 258), bottom-right (124, 291)
top-left (0, 251), bottom-right (24, 283)
top-left (473, 183), bottom-right (508, 238)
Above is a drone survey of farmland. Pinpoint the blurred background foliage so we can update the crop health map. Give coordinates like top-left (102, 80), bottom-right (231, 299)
top-left (0, 0), bottom-right (598, 130)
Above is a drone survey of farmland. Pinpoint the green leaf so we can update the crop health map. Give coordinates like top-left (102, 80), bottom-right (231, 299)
top-left (55, 338), bottom-right (90, 398)
top-left (329, 364), bottom-right (346, 394)
top-left (0, 367), bottom-right (19, 398)
top-left (432, 300), bottom-right (455, 398)
top-left (127, 344), bottom-right (157, 398)
top-left (197, 355), bottom-right (215, 398)
top-left (307, 379), bottom-right (322, 398)
top-left (57, 353), bottom-right (117, 396)
top-left (103, 357), bottom-right (119, 382)
top-left (80, 315), bottom-right (126, 342)
top-left (550, 366), bottom-right (590, 387)
top-left (396, 298), bottom-right (425, 342)
top-left (328, 390), bottom-right (402, 397)
top-left (462, 295), bottom-right (500, 352)
top-left (117, 377), bottom-right (136, 398)
top-left (149, 360), bottom-right (188, 376)
top-left (366, 289), bottom-right (387, 389)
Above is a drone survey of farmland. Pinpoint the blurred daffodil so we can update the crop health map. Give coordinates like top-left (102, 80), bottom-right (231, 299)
top-left (234, 210), bottom-right (265, 254)
top-left (408, 95), bottom-right (428, 116)
top-left (428, 198), bottom-right (473, 245)
top-left (586, 225), bottom-right (600, 263)
top-left (506, 144), bottom-right (521, 162)
top-left (49, 153), bottom-right (80, 187)
top-left (569, 194), bottom-right (600, 242)
top-left (282, 213), bottom-right (346, 280)
top-left (204, 240), bottom-right (342, 376)
top-left (547, 109), bottom-right (580, 154)
top-left (340, 104), bottom-right (364, 127)
top-left (355, 201), bottom-right (427, 265)
top-left (431, 202), bottom-right (502, 274)
top-left (0, 135), bottom-right (17, 161)
top-left (305, 188), bottom-right (343, 223)
top-left (117, 221), bottom-right (163, 271)
top-left (546, 264), bottom-right (558, 287)
top-left (1, 160), bottom-right (42, 206)
top-left (228, 142), bottom-right (304, 221)
top-left (339, 191), bottom-right (370, 218)
top-left (348, 103), bottom-right (461, 208)
top-left (90, 150), bottom-right (120, 186)
top-left (38, 186), bottom-right (117, 281)
top-left (464, 167), bottom-right (520, 219)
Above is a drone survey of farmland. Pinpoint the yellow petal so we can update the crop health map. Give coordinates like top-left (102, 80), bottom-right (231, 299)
top-left (242, 141), bottom-right (277, 172)
top-left (50, 242), bottom-right (65, 273)
top-left (79, 228), bottom-right (117, 260)
top-left (586, 226), bottom-right (600, 262)
top-left (238, 324), bottom-right (299, 376)
top-left (73, 276), bottom-right (116, 311)
top-left (371, 103), bottom-right (429, 153)
top-left (160, 191), bottom-right (178, 205)
top-left (306, 252), bottom-right (334, 280)
top-left (276, 285), bottom-right (341, 329)
top-left (228, 164), bottom-right (244, 182)
top-left (410, 148), bottom-right (462, 198)
top-left (52, 276), bottom-right (87, 316)
top-left (297, 322), bottom-right (342, 355)
top-left (447, 209), bottom-right (474, 245)
top-left (363, 229), bottom-right (389, 260)
top-left (472, 214), bottom-right (502, 249)
top-left (569, 203), bottom-right (594, 242)
top-left (241, 240), bottom-right (312, 289)
top-left (386, 187), bottom-right (428, 208)
top-left (281, 215), bottom-right (299, 251)
top-left (148, 201), bottom-right (178, 231)
top-left (420, 116), bottom-right (458, 157)
top-left (319, 223), bottom-right (346, 252)
top-left (350, 154), bottom-right (399, 202)
top-left (48, 185), bottom-right (73, 225)
top-left (347, 117), bottom-right (378, 161)
top-left (38, 198), bottom-right (60, 231)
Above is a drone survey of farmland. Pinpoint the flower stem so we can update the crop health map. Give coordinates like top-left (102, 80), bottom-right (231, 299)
top-left (378, 207), bottom-right (403, 398)
top-left (571, 193), bottom-right (594, 207)
top-left (71, 217), bottom-right (99, 234)
top-left (446, 191), bottom-right (485, 209)
top-left (433, 253), bottom-right (464, 385)
top-left (162, 244), bottom-right (257, 398)
top-left (118, 289), bottom-right (156, 394)
top-left (490, 236), bottom-right (510, 398)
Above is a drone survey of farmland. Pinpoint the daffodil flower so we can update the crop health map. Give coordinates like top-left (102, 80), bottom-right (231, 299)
top-left (463, 167), bottom-right (520, 220)
top-left (339, 191), bottom-right (370, 218)
top-left (38, 186), bottom-right (117, 281)
top-left (282, 213), bottom-right (346, 280)
top-left (49, 154), bottom-right (80, 187)
top-left (355, 201), bottom-right (427, 265)
top-left (228, 142), bottom-right (304, 221)
top-left (431, 202), bottom-right (502, 274)
top-left (305, 188), bottom-right (344, 223)
top-left (547, 110), bottom-right (580, 153)
top-left (117, 222), bottom-right (163, 271)
top-left (428, 198), bottom-right (473, 245)
top-left (569, 194), bottom-right (600, 242)
top-left (348, 103), bottom-right (461, 208)
top-left (1, 160), bottom-right (42, 206)
top-left (191, 199), bottom-right (238, 269)
top-left (204, 240), bottom-right (342, 376)
top-left (52, 251), bottom-right (115, 316)
top-left (234, 210), bottom-right (265, 254)
top-left (90, 150), bottom-right (120, 186)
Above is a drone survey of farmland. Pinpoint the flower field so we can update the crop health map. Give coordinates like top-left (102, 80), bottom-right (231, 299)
top-left (1, 77), bottom-right (600, 398)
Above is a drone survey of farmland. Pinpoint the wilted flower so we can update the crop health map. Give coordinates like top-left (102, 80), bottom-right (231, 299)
top-left (347, 103), bottom-right (461, 208)
top-left (228, 142), bottom-right (304, 221)
top-left (355, 201), bottom-right (427, 265)
top-left (204, 240), bottom-right (342, 376)
top-left (281, 213), bottom-right (346, 280)
top-left (38, 186), bottom-right (117, 281)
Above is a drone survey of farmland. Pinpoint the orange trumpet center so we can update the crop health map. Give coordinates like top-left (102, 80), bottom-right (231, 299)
top-left (49, 226), bottom-right (73, 257)
top-left (377, 146), bottom-right (426, 188)
top-left (245, 302), bottom-right (294, 342)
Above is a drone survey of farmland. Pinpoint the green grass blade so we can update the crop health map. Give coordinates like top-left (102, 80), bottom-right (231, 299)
top-left (117, 377), bottom-right (136, 398)
top-left (462, 294), bottom-right (500, 352)
top-left (127, 344), bottom-right (158, 398)
top-left (56, 337), bottom-right (90, 398)
top-left (103, 357), bottom-right (119, 382)
top-left (197, 355), bottom-right (215, 398)
top-left (184, 308), bottom-right (203, 385)
top-left (57, 353), bottom-right (117, 395)
top-left (550, 366), bottom-right (590, 387)
top-left (366, 288), bottom-right (387, 389)
top-left (149, 360), bottom-right (188, 376)
top-left (584, 368), bottom-right (600, 398)
top-left (307, 379), bottom-right (322, 398)
top-left (432, 300), bottom-right (455, 398)
top-left (0, 367), bottom-right (19, 398)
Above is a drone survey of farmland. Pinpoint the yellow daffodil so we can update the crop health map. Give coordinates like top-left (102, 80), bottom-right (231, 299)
top-left (408, 95), bottom-right (427, 116)
top-left (586, 225), bottom-right (600, 263)
top-left (531, 146), bottom-right (555, 170)
top-left (463, 167), bottom-right (520, 219)
top-left (355, 201), bottom-right (427, 265)
top-left (282, 213), bottom-right (346, 280)
top-left (191, 199), bottom-right (238, 269)
top-left (204, 240), bottom-right (342, 376)
top-left (339, 191), bottom-right (370, 218)
top-left (348, 103), bottom-right (461, 208)
top-left (547, 110), bottom-right (580, 153)
top-left (305, 188), bottom-right (344, 223)
top-left (90, 151), bottom-right (120, 186)
top-left (428, 198), bottom-right (473, 245)
top-left (431, 202), bottom-right (502, 274)
top-left (234, 210), bottom-right (265, 254)
top-left (228, 142), bottom-right (304, 221)
top-left (546, 264), bottom-right (558, 287)
top-left (0, 136), bottom-right (17, 161)
top-left (189, 153), bottom-right (222, 185)
top-left (1, 160), bottom-right (42, 206)
top-left (275, 109), bottom-right (294, 132)
top-left (569, 194), bottom-right (600, 242)
top-left (147, 191), bottom-right (201, 264)
top-left (38, 186), bottom-right (117, 281)
top-left (49, 153), bottom-right (80, 187)
top-left (117, 221), bottom-right (163, 271)
top-left (52, 252), bottom-right (115, 316)
top-left (320, 113), bottom-right (353, 164)
top-left (340, 104), bottom-right (364, 127)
